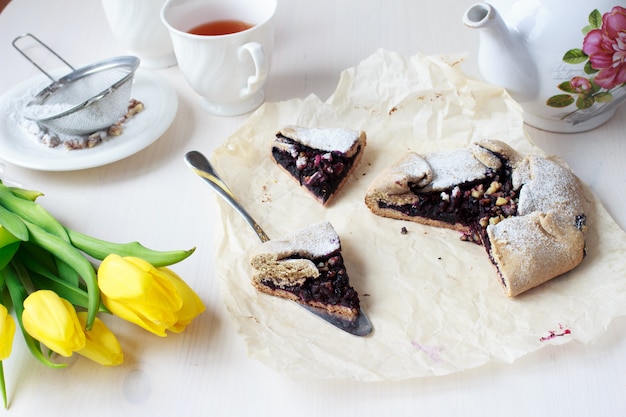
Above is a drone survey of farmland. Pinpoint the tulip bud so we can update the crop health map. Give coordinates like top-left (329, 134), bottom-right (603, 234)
top-left (22, 290), bottom-right (85, 357)
top-left (0, 305), bottom-right (15, 361)
top-left (159, 267), bottom-right (206, 333)
top-left (98, 255), bottom-right (183, 336)
top-left (76, 312), bottom-right (123, 366)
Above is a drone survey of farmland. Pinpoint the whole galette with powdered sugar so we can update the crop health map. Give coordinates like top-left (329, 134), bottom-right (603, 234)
top-left (364, 140), bottom-right (587, 297)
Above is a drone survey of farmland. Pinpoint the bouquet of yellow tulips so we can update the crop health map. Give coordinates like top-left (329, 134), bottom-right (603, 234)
top-left (0, 180), bottom-right (205, 408)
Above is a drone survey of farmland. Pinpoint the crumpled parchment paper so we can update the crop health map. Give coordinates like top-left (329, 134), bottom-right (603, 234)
top-left (211, 49), bottom-right (626, 381)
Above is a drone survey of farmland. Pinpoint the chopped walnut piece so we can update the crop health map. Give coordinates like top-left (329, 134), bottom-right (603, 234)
top-left (38, 99), bottom-right (144, 150)
top-left (495, 196), bottom-right (509, 206)
top-left (126, 98), bottom-right (144, 117)
top-left (107, 123), bottom-right (123, 136)
top-left (485, 181), bottom-right (502, 195)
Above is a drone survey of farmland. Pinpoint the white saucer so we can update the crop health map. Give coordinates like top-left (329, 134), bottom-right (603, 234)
top-left (0, 69), bottom-right (178, 171)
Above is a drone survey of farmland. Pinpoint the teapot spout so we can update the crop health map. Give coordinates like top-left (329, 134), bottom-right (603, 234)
top-left (464, 3), bottom-right (538, 102)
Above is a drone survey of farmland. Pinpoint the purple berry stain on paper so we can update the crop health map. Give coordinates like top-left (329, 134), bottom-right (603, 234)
top-left (411, 341), bottom-right (444, 363)
top-left (540, 323), bottom-right (571, 342)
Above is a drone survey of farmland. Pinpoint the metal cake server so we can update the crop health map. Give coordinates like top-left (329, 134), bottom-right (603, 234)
top-left (185, 150), bottom-right (373, 337)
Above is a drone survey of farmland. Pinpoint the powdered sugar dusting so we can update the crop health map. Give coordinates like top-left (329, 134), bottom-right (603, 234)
top-left (518, 156), bottom-right (585, 218)
top-left (23, 102), bottom-right (75, 120)
top-left (281, 126), bottom-right (360, 153)
top-left (255, 221), bottom-right (341, 259)
top-left (421, 149), bottom-right (490, 191)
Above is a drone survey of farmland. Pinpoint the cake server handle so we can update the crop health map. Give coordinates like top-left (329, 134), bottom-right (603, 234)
top-left (184, 150), bottom-right (373, 337)
top-left (185, 150), bottom-right (270, 243)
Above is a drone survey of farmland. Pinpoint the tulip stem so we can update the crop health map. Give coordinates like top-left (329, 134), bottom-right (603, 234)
top-left (0, 184), bottom-right (80, 286)
top-left (0, 185), bottom-right (68, 240)
top-left (0, 361), bottom-right (6, 409)
top-left (66, 229), bottom-right (195, 267)
top-left (5, 186), bottom-right (43, 202)
top-left (21, 221), bottom-right (100, 331)
top-left (16, 249), bottom-right (109, 314)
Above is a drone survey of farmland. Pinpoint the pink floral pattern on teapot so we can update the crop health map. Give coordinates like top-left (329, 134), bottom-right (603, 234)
top-left (547, 6), bottom-right (626, 119)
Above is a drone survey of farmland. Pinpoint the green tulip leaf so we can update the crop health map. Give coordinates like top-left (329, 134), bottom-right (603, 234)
top-left (0, 205), bottom-right (28, 242)
top-left (547, 94), bottom-right (575, 108)
top-left (20, 242), bottom-right (58, 275)
top-left (0, 185), bottom-right (68, 241)
top-left (0, 243), bottom-right (20, 271)
top-left (8, 186), bottom-right (43, 202)
top-left (28, 271), bottom-right (107, 313)
top-left (14, 249), bottom-right (88, 306)
top-left (54, 259), bottom-right (80, 288)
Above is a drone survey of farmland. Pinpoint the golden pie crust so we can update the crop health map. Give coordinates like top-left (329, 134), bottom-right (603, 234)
top-left (365, 140), bottom-right (587, 297)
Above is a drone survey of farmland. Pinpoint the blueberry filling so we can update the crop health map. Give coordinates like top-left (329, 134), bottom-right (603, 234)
top-left (575, 214), bottom-right (586, 231)
top-left (260, 252), bottom-right (360, 311)
top-left (272, 134), bottom-right (361, 203)
top-left (378, 154), bottom-right (519, 245)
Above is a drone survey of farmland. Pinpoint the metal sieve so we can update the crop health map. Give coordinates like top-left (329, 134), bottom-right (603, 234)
top-left (12, 33), bottom-right (140, 136)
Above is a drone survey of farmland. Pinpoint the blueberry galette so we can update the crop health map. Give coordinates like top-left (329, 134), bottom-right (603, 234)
top-left (364, 140), bottom-right (587, 297)
top-left (249, 221), bottom-right (361, 321)
top-left (271, 126), bottom-right (366, 205)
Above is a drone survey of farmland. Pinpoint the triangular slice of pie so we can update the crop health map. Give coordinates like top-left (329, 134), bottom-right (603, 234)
top-left (249, 221), bottom-right (361, 321)
top-left (271, 126), bottom-right (366, 205)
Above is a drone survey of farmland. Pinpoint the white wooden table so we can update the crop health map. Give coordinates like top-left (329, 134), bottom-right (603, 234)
top-left (0, 0), bottom-right (625, 415)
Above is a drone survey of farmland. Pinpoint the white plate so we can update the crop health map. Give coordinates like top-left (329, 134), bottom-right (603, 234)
top-left (0, 69), bottom-right (178, 171)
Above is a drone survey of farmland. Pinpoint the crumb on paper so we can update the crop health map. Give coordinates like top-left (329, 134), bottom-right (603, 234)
top-left (261, 184), bottom-right (272, 203)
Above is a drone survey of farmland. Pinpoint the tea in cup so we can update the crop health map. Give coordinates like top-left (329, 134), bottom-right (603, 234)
top-left (161, 0), bottom-right (277, 116)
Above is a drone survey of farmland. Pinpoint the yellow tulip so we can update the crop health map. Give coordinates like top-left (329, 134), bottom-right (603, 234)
top-left (98, 254), bottom-right (204, 337)
top-left (0, 305), bottom-right (15, 360)
top-left (22, 290), bottom-right (85, 357)
top-left (159, 267), bottom-right (206, 333)
top-left (76, 312), bottom-right (123, 366)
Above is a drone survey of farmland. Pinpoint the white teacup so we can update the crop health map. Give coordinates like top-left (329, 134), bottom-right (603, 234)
top-left (101, 0), bottom-right (177, 69)
top-left (161, 0), bottom-right (277, 116)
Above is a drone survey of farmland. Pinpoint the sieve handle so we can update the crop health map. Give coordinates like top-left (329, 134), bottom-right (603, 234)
top-left (12, 33), bottom-right (75, 83)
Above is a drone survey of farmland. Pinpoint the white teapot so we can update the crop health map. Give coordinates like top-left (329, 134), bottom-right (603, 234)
top-left (464, 1), bottom-right (626, 132)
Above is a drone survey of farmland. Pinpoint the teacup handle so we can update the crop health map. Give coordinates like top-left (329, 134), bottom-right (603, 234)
top-left (238, 42), bottom-right (268, 98)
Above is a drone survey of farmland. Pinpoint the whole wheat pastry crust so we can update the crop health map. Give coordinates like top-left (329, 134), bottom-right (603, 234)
top-left (271, 126), bottom-right (367, 205)
top-left (249, 221), bottom-right (361, 320)
top-left (365, 140), bottom-right (587, 297)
